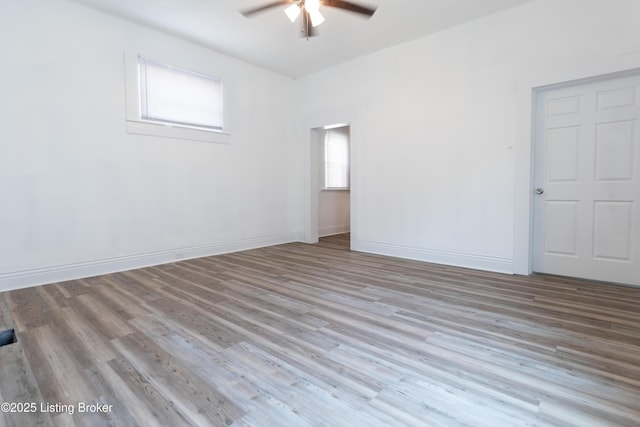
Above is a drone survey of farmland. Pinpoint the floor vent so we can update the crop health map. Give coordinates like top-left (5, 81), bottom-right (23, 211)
top-left (0, 329), bottom-right (16, 347)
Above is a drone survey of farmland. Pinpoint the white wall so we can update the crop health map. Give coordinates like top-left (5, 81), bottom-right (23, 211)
top-left (297, 0), bottom-right (640, 273)
top-left (0, 0), bottom-right (301, 291)
top-left (319, 190), bottom-right (350, 237)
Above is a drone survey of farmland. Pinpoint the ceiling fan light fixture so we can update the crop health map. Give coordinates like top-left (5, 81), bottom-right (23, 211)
top-left (242, 0), bottom-right (377, 37)
top-left (309, 9), bottom-right (325, 27)
top-left (284, 4), bottom-right (301, 22)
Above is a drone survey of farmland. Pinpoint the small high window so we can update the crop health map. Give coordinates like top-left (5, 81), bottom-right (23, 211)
top-left (138, 57), bottom-right (223, 131)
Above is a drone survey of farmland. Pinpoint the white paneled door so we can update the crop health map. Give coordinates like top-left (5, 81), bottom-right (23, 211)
top-left (533, 73), bottom-right (640, 286)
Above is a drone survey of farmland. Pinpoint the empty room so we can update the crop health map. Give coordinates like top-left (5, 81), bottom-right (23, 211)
top-left (1, 0), bottom-right (639, 425)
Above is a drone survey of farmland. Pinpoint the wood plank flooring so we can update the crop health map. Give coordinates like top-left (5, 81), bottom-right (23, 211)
top-left (1, 233), bottom-right (640, 426)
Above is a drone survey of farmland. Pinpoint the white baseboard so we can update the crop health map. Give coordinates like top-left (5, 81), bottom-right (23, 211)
top-left (0, 232), bottom-right (304, 293)
top-left (319, 224), bottom-right (350, 237)
top-left (352, 239), bottom-right (514, 274)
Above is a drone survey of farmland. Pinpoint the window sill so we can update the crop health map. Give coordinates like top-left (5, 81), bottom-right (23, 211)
top-left (126, 120), bottom-right (230, 144)
top-left (321, 188), bottom-right (350, 191)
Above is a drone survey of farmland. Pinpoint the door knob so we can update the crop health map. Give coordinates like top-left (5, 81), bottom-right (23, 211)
top-left (535, 188), bottom-right (544, 195)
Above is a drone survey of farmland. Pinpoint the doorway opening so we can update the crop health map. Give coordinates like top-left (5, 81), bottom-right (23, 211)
top-left (309, 124), bottom-right (351, 245)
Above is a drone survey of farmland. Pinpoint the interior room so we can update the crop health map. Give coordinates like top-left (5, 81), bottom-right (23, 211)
top-left (1, 0), bottom-right (639, 425)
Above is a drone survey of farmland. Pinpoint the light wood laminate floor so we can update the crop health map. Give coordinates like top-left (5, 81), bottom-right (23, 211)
top-left (1, 234), bottom-right (639, 426)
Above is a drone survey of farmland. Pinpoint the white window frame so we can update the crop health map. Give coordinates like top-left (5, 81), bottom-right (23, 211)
top-left (124, 52), bottom-right (230, 144)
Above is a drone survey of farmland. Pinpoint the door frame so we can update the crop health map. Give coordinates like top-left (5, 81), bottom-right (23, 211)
top-left (514, 55), bottom-right (640, 276)
top-left (303, 109), bottom-right (359, 249)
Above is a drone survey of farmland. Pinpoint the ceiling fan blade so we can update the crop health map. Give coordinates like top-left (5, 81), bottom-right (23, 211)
top-left (322, 0), bottom-right (376, 17)
top-left (241, 0), bottom-right (292, 17)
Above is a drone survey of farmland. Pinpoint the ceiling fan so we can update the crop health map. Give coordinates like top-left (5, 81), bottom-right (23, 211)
top-left (241, 0), bottom-right (377, 38)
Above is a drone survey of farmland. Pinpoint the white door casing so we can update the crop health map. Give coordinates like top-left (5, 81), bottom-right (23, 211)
top-left (533, 73), bottom-right (640, 286)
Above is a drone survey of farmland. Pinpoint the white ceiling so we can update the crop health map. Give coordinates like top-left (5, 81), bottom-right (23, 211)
top-left (70, 0), bottom-right (535, 78)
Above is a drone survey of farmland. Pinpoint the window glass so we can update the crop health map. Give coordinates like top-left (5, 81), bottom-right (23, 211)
top-left (324, 128), bottom-right (349, 189)
top-left (139, 57), bottom-right (223, 130)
